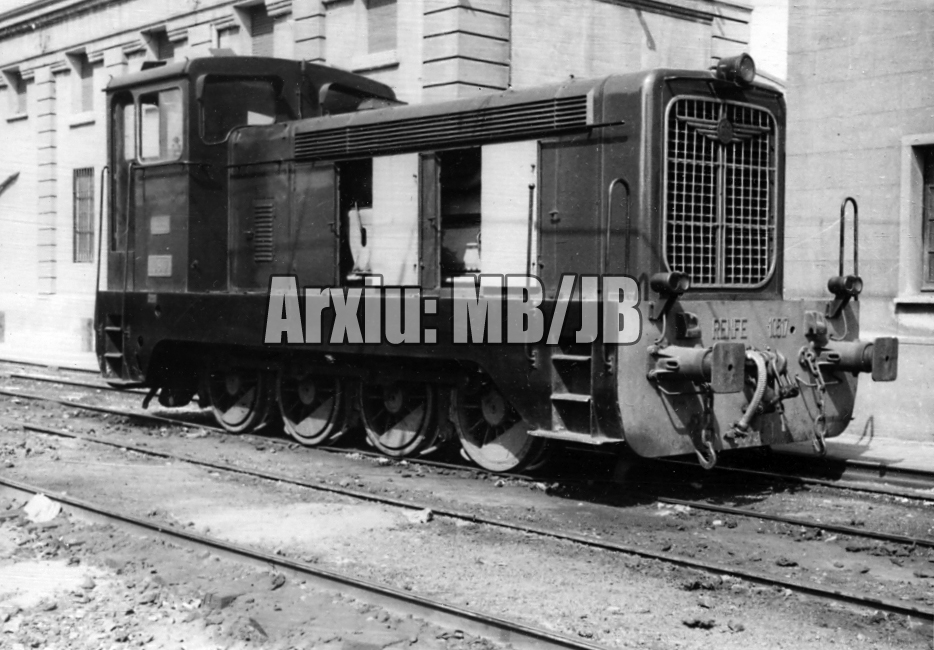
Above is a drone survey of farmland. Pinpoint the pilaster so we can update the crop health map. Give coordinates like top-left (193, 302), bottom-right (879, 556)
top-left (422, 0), bottom-right (510, 102)
top-left (293, 0), bottom-right (325, 62)
top-left (34, 65), bottom-right (56, 295)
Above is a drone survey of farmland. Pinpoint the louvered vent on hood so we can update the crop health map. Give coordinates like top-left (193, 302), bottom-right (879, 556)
top-left (294, 94), bottom-right (592, 161)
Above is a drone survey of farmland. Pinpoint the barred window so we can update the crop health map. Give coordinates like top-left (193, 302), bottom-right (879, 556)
top-left (73, 168), bottom-right (94, 263)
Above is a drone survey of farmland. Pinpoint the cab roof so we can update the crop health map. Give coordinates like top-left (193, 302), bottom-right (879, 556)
top-left (105, 56), bottom-right (396, 102)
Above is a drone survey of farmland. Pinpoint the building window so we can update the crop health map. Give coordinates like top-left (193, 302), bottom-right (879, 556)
top-left (250, 5), bottom-right (276, 57)
top-left (4, 70), bottom-right (26, 116)
top-left (367, 0), bottom-right (397, 54)
top-left (895, 135), bottom-right (934, 304)
top-left (922, 149), bottom-right (934, 290)
top-left (146, 29), bottom-right (175, 61)
top-left (70, 53), bottom-right (94, 113)
top-left (217, 25), bottom-right (240, 53)
top-left (73, 168), bottom-right (95, 263)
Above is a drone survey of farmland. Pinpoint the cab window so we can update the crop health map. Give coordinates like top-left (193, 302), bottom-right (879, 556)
top-left (201, 77), bottom-right (279, 144)
top-left (139, 88), bottom-right (183, 162)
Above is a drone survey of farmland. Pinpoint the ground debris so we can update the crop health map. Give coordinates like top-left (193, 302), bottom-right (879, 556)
top-left (404, 508), bottom-right (433, 524)
top-left (23, 494), bottom-right (60, 524)
top-left (682, 617), bottom-right (715, 629)
top-left (681, 574), bottom-right (721, 591)
top-left (727, 620), bottom-right (745, 633)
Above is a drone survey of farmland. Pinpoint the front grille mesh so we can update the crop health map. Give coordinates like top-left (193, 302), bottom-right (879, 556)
top-left (665, 97), bottom-right (776, 287)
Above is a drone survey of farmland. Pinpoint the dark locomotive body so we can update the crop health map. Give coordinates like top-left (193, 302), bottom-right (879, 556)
top-left (96, 55), bottom-right (898, 471)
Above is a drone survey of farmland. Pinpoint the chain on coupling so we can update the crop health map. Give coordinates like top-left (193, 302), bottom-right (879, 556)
top-left (694, 387), bottom-right (718, 470)
top-left (802, 348), bottom-right (828, 456)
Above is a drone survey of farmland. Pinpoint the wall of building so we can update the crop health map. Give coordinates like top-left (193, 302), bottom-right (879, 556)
top-left (0, 0), bottom-right (750, 370)
top-left (786, 0), bottom-right (934, 441)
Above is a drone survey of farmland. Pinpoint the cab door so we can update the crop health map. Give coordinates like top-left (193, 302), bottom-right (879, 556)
top-left (131, 85), bottom-right (190, 293)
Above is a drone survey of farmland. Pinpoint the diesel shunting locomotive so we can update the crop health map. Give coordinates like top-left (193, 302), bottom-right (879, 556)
top-left (95, 52), bottom-right (898, 472)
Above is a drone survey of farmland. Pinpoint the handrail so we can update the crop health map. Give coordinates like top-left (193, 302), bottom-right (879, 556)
top-left (839, 196), bottom-right (858, 277)
top-left (92, 165), bottom-right (109, 352)
top-left (606, 178), bottom-right (631, 276)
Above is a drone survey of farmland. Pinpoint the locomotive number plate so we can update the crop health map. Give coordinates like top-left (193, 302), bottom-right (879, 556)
top-left (147, 255), bottom-right (172, 278)
top-left (768, 317), bottom-right (790, 338)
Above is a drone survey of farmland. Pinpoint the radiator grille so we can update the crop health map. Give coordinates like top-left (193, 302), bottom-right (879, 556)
top-left (252, 198), bottom-right (274, 264)
top-left (664, 97), bottom-right (777, 288)
top-left (294, 95), bottom-right (591, 161)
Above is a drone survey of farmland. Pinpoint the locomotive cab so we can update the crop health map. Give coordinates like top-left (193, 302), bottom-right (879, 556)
top-left (106, 59), bottom-right (306, 300)
top-left (100, 57), bottom-right (396, 381)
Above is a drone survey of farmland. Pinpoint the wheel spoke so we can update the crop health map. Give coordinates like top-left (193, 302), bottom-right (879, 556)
top-left (278, 374), bottom-right (344, 446)
top-left (454, 379), bottom-right (546, 472)
top-left (360, 382), bottom-right (437, 458)
top-left (208, 370), bottom-right (270, 434)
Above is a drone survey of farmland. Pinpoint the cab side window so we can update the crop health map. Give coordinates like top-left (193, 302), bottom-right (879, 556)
top-left (201, 77), bottom-right (279, 144)
top-left (139, 88), bottom-right (183, 162)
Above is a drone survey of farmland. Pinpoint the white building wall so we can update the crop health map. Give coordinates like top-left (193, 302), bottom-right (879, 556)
top-left (0, 0), bottom-right (752, 370)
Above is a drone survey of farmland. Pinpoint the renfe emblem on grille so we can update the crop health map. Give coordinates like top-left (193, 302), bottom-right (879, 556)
top-left (676, 114), bottom-right (771, 144)
top-left (716, 117), bottom-right (734, 144)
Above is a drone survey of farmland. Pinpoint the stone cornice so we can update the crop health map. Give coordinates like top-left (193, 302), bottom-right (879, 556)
top-left (0, 0), bottom-right (131, 40)
top-left (596, 0), bottom-right (750, 24)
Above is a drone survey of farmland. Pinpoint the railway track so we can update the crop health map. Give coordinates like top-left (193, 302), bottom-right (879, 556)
top-left (2, 412), bottom-right (932, 622)
top-left (9, 366), bottom-right (934, 491)
top-left (0, 476), bottom-right (607, 650)
top-left (3, 375), bottom-right (934, 504)
top-left (3, 377), bottom-right (934, 539)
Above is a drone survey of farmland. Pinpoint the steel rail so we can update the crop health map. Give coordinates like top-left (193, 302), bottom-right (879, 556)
top-left (658, 457), bottom-right (934, 504)
top-left (651, 495), bottom-right (934, 549)
top-left (0, 359), bottom-right (98, 375)
top-left (7, 372), bottom-right (147, 395)
top-left (0, 476), bottom-right (608, 650)
top-left (0, 387), bottom-right (224, 433)
top-left (3, 415), bottom-right (932, 622)
top-left (764, 451), bottom-right (934, 491)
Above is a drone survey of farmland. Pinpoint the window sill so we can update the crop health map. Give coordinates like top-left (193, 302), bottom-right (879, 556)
top-left (6, 113), bottom-right (27, 123)
top-left (351, 50), bottom-right (399, 73)
top-left (894, 294), bottom-right (934, 306)
top-left (68, 111), bottom-right (95, 128)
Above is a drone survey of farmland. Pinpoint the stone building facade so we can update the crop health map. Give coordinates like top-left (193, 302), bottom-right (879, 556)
top-left (786, 0), bottom-right (934, 442)
top-left (0, 0), bottom-right (750, 367)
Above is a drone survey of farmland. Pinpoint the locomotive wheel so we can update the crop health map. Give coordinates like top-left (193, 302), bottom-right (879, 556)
top-left (206, 369), bottom-right (271, 434)
top-left (359, 381), bottom-right (437, 457)
top-left (453, 376), bottom-right (546, 473)
top-left (277, 372), bottom-right (344, 446)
